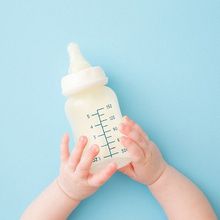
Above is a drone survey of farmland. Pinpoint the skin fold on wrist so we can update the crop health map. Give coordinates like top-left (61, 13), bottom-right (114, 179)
top-left (56, 177), bottom-right (81, 204)
top-left (146, 161), bottom-right (169, 187)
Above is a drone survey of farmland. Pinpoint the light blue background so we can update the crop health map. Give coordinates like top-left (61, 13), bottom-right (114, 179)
top-left (0, 0), bottom-right (219, 219)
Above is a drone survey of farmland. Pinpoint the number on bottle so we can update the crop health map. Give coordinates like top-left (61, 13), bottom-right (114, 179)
top-left (93, 157), bottom-right (101, 163)
top-left (109, 115), bottom-right (115, 120)
top-left (121, 148), bottom-right (127, 153)
top-left (106, 104), bottom-right (112, 109)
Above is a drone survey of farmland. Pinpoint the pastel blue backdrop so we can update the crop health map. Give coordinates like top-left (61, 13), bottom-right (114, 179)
top-left (0, 0), bottom-right (219, 219)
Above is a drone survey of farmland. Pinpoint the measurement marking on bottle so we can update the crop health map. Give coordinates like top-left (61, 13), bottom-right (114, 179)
top-left (93, 107), bottom-right (118, 158)
top-left (104, 152), bottom-right (119, 158)
top-left (97, 107), bottom-right (104, 111)
top-left (100, 140), bottom-right (115, 147)
top-left (100, 119), bottom-right (107, 122)
top-left (98, 133), bottom-right (105, 137)
top-left (91, 113), bottom-right (98, 116)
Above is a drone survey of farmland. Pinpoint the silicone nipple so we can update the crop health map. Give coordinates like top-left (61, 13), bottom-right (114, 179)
top-left (68, 43), bottom-right (91, 74)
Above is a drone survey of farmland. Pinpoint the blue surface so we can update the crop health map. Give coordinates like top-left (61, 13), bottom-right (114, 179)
top-left (0, 0), bottom-right (219, 219)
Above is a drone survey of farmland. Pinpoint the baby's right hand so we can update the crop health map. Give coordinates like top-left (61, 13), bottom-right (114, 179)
top-left (119, 116), bottom-right (167, 185)
top-left (57, 134), bottom-right (117, 202)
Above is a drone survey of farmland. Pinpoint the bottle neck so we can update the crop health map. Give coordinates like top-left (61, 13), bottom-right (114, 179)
top-left (68, 83), bottom-right (105, 98)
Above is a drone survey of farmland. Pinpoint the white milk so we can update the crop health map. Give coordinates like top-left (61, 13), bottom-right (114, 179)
top-left (61, 43), bottom-right (131, 173)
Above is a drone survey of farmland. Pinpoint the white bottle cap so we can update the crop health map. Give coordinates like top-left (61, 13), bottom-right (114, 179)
top-left (61, 43), bottom-right (108, 96)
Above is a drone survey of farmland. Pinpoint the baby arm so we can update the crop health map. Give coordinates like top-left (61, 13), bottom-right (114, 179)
top-left (21, 134), bottom-right (117, 220)
top-left (119, 116), bottom-right (217, 220)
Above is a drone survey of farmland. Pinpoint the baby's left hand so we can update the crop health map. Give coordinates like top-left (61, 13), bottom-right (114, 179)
top-left (57, 134), bottom-right (117, 202)
top-left (119, 116), bottom-right (167, 185)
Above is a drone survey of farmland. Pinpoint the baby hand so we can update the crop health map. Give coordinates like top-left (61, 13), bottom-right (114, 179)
top-left (119, 116), bottom-right (167, 185)
top-left (57, 134), bottom-right (117, 202)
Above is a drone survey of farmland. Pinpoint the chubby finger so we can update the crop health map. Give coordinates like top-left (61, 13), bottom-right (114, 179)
top-left (76, 144), bottom-right (99, 177)
top-left (120, 136), bottom-right (145, 163)
top-left (119, 122), bottom-right (149, 150)
top-left (69, 136), bottom-right (88, 170)
top-left (60, 133), bottom-right (70, 163)
top-left (88, 162), bottom-right (117, 187)
top-left (122, 116), bottom-right (149, 140)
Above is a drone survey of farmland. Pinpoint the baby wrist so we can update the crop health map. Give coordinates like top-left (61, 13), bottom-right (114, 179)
top-left (56, 177), bottom-right (81, 203)
top-left (146, 161), bottom-right (168, 187)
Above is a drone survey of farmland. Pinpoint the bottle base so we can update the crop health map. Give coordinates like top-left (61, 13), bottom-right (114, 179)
top-left (90, 157), bottom-right (131, 173)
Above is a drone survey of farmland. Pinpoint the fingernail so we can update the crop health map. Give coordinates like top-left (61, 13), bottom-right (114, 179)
top-left (122, 116), bottom-right (127, 123)
top-left (91, 144), bottom-right (99, 152)
top-left (124, 115), bottom-right (129, 121)
top-left (79, 136), bottom-right (85, 142)
top-left (120, 124), bottom-right (131, 133)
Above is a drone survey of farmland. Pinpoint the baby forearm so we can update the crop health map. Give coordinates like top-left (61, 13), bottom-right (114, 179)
top-left (21, 179), bottom-right (80, 220)
top-left (149, 165), bottom-right (217, 220)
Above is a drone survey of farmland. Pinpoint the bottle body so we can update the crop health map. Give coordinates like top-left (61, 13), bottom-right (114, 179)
top-left (65, 85), bottom-right (131, 173)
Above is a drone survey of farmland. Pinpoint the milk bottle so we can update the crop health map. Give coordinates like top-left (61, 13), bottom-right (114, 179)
top-left (61, 43), bottom-right (131, 173)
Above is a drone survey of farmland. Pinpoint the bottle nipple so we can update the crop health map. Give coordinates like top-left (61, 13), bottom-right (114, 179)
top-left (61, 42), bottom-right (108, 96)
top-left (68, 43), bottom-right (91, 74)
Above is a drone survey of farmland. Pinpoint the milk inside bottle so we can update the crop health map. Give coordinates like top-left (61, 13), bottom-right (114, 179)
top-left (61, 43), bottom-right (131, 173)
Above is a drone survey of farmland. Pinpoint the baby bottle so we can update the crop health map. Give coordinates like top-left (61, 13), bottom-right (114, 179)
top-left (61, 43), bottom-right (131, 173)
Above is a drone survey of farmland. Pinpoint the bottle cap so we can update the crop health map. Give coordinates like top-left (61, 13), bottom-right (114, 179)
top-left (61, 43), bottom-right (108, 96)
